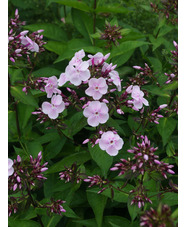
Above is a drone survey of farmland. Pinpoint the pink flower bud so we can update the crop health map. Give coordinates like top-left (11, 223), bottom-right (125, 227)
top-left (82, 139), bottom-right (89, 144)
top-left (159, 104), bottom-right (167, 109)
top-left (20, 30), bottom-right (29, 36)
top-left (117, 109), bottom-right (124, 115)
top-left (17, 155), bottom-right (21, 162)
top-left (133, 66), bottom-right (142, 70)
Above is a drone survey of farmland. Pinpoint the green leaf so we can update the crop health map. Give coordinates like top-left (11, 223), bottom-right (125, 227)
top-left (157, 118), bottom-right (177, 146)
top-left (103, 216), bottom-right (130, 227)
top-left (127, 115), bottom-right (141, 132)
top-left (63, 204), bottom-right (80, 219)
top-left (44, 41), bottom-right (67, 55)
top-left (8, 111), bottom-right (18, 142)
top-left (64, 112), bottom-right (87, 137)
top-left (17, 103), bottom-right (35, 130)
top-left (161, 192), bottom-right (178, 206)
top-left (73, 218), bottom-right (97, 227)
top-left (87, 191), bottom-right (107, 227)
top-left (46, 151), bottom-right (91, 174)
top-left (112, 50), bottom-right (134, 67)
top-left (88, 144), bottom-right (113, 176)
top-left (24, 23), bottom-right (68, 41)
top-left (42, 215), bottom-right (62, 227)
top-left (47, 0), bottom-right (91, 12)
top-left (148, 56), bottom-right (162, 72)
top-left (71, 9), bottom-right (93, 43)
top-left (106, 118), bottom-right (125, 136)
top-left (162, 81), bottom-right (178, 91)
top-left (95, 5), bottom-right (129, 14)
top-left (32, 67), bottom-right (62, 77)
top-left (88, 183), bottom-right (133, 203)
top-left (10, 86), bottom-right (38, 108)
top-left (8, 218), bottom-right (40, 227)
top-left (45, 137), bottom-right (66, 160)
top-left (166, 141), bottom-right (176, 157)
top-left (110, 41), bottom-right (149, 58)
top-left (54, 39), bottom-right (91, 63)
top-left (127, 199), bottom-right (141, 221)
top-left (26, 141), bottom-right (43, 159)
top-left (143, 85), bottom-right (170, 97)
top-left (9, 67), bottom-right (24, 85)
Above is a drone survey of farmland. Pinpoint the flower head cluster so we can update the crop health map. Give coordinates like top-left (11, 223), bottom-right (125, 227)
top-left (140, 204), bottom-right (175, 227)
top-left (165, 41), bottom-right (178, 84)
top-left (130, 185), bottom-right (152, 208)
top-left (22, 76), bottom-right (47, 94)
top-left (44, 199), bottom-right (66, 215)
top-left (8, 9), bottom-right (46, 64)
top-left (147, 104), bottom-right (167, 124)
top-left (8, 152), bottom-right (48, 191)
top-left (131, 63), bottom-right (157, 86)
top-left (84, 175), bottom-right (110, 194)
top-left (59, 163), bottom-right (84, 184)
top-left (150, 0), bottom-right (178, 24)
top-left (100, 23), bottom-right (122, 48)
top-left (111, 135), bottom-right (175, 178)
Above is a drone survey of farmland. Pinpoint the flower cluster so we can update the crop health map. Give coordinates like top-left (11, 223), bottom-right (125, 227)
top-left (8, 152), bottom-right (48, 191)
top-left (59, 163), bottom-right (84, 183)
top-left (126, 85), bottom-right (149, 111)
top-left (147, 104), bottom-right (167, 124)
top-left (8, 9), bottom-right (46, 64)
top-left (130, 185), bottom-right (152, 208)
top-left (165, 41), bottom-right (178, 84)
top-left (84, 175), bottom-right (110, 194)
top-left (100, 23), bottom-right (122, 48)
top-left (150, 0), bottom-right (178, 24)
top-left (110, 135), bottom-right (175, 178)
top-left (22, 76), bottom-right (47, 94)
top-left (140, 204), bottom-right (175, 227)
top-left (31, 49), bottom-right (151, 156)
top-left (43, 199), bottom-right (66, 216)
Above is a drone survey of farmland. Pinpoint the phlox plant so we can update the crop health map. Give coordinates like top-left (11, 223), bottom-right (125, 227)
top-left (8, 1), bottom-right (178, 227)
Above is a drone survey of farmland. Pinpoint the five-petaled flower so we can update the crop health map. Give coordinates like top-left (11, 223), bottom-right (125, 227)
top-left (128, 85), bottom-right (149, 110)
top-left (8, 158), bottom-right (14, 177)
top-left (42, 95), bottom-right (65, 119)
top-left (65, 61), bottom-right (90, 86)
top-left (85, 77), bottom-right (108, 100)
top-left (99, 131), bottom-right (124, 156)
top-left (45, 76), bottom-right (61, 98)
top-left (83, 101), bottom-right (109, 127)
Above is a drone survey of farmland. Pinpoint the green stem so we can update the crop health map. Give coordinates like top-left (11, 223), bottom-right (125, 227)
top-left (25, 181), bottom-right (44, 227)
top-left (93, 0), bottom-right (97, 45)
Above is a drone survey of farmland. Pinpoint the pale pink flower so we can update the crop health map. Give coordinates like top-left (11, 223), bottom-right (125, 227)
top-left (99, 131), bottom-right (124, 156)
top-left (65, 61), bottom-right (90, 86)
top-left (58, 73), bottom-right (68, 86)
top-left (42, 95), bottom-right (65, 119)
top-left (69, 49), bottom-right (85, 66)
top-left (102, 62), bottom-right (117, 74)
top-left (20, 36), bottom-right (39, 52)
top-left (109, 70), bottom-right (121, 91)
top-left (45, 76), bottom-right (61, 98)
top-left (85, 77), bottom-right (108, 100)
top-left (8, 158), bottom-right (14, 177)
top-left (88, 52), bottom-right (110, 66)
top-left (83, 101), bottom-right (109, 127)
top-left (131, 85), bottom-right (149, 110)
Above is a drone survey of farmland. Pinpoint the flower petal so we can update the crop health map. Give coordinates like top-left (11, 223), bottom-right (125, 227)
top-left (42, 102), bottom-right (52, 114)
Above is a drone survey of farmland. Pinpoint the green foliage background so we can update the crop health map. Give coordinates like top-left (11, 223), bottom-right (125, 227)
top-left (8, 0), bottom-right (178, 226)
